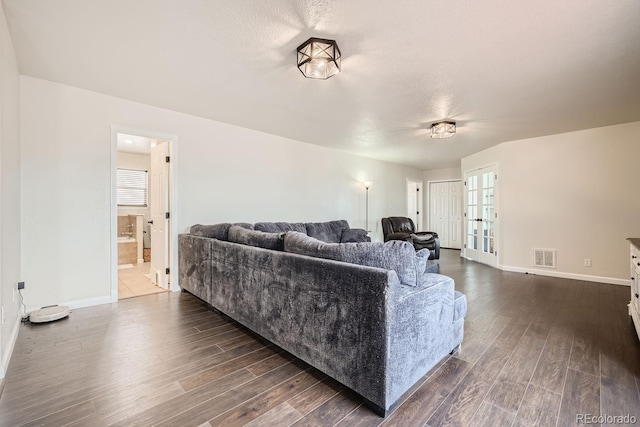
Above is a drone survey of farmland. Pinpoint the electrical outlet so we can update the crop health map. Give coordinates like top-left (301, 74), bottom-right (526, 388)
top-left (17, 281), bottom-right (25, 290)
top-left (584, 258), bottom-right (592, 267)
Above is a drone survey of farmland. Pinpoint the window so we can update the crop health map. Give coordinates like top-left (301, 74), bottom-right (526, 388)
top-left (117, 168), bottom-right (148, 206)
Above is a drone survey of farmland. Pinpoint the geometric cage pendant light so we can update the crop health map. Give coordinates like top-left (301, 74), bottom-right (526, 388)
top-left (297, 38), bottom-right (341, 80)
top-left (430, 121), bottom-right (456, 139)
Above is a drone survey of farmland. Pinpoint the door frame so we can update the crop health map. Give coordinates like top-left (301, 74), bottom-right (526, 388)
top-left (462, 163), bottom-right (498, 267)
top-left (406, 178), bottom-right (424, 230)
top-left (109, 125), bottom-right (180, 302)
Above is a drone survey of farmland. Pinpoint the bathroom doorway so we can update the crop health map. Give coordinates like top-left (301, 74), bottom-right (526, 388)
top-left (112, 129), bottom-right (175, 300)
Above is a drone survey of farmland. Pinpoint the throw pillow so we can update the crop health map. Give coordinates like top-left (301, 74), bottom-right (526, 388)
top-left (228, 225), bottom-right (285, 251)
top-left (284, 232), bottom-right (422, 286)
top-left (305, 220), bottom-right (349, 243)
top-left (254, 222), bottom-right (307, 234)
top-left (190, 222), bottom-right (254, 240)
top-left (340, 228), bottom-right (371, 243)
top-left (190, 223), bottom-right (232, 240)
top-left (415, 248), bottom-right (429, 274)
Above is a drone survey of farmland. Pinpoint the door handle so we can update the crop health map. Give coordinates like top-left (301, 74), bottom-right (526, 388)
top-left (148, 220), bottom-right (154, 225)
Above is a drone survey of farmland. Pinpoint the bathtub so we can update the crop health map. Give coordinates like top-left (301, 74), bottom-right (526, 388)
top-left (118, 237), bottom-right (139, 265)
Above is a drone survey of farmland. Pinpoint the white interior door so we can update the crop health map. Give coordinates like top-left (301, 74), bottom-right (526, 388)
top-left (448, 181), bottom-right (462, 249)
top-left (429, 182), bottom-right (449, 247)
top-left (464, 167), bottom-right (497, 266)
top-left (429, 180), bottom-right (463, 249)
top-left (150, 141), bottom-right (170, 288)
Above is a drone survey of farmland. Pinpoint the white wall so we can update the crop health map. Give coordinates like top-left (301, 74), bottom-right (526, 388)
top-left (423, 167), bottom-right (461, 183)
top-left (0, 2), bottom-right (21, 378)
top-left (20, 76), bottom-right (423, 309)
top-left (462, 121), bottom-right (640, 283)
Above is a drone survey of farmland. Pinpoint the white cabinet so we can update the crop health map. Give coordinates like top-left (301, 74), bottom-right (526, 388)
top-left (628, 238), bottom-right (640, 340)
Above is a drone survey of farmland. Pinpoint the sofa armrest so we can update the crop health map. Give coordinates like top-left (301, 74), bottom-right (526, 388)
top-left (179, 234), bottom-right (214, 303)
top-left (392, 272), bottom-right (453, 300)
top-left (386, 273), bottom-right (458, 403)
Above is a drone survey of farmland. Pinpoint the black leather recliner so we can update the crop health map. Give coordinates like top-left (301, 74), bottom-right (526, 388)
top-left (381, 216), bottom-right (440, 260)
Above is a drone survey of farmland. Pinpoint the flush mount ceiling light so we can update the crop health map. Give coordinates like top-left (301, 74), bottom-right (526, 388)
top-left (297, 37), bottom-right (341, 80)
top-left (431, 121), bottom-right (456, 139)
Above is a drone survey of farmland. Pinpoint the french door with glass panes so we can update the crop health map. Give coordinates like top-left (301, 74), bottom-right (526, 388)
top-left (464, 166), bottom-right (497, 267)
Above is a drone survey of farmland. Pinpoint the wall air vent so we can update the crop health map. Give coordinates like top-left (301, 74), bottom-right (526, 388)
top-left (533, 248), bottom-right (556, 269)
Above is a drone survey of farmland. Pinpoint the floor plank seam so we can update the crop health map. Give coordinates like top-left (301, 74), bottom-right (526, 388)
top-left (554, 333), bottom-right (576, 427)
top-left (331, 403), bottom-right (360, 427)
top-left (422, 355), bottom-right (480, 426)
top-left (152, 363), bottom-right (294, 425)
top-left (468, 343), bottom-right (519, 425)
top-left (507, 323), bottom-right (549, 426)
top-left (372, 354), bottom-right (455, 425)
top-left (599, 330), bottom-right (604, 427)
top-left (204, 366), bottom-right (315, 426)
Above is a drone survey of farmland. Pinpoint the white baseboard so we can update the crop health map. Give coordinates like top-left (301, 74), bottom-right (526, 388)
top-left (59, 295), bottom-right (114, 310)
top-left (26, 295), bottom-right (114, 313)
top-left (0, 313), bottom-right (22, 379)
top-left (497, 264), bottom-right (629, 286)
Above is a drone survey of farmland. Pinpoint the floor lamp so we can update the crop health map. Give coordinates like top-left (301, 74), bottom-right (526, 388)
top-left (363, 181), bottom-right (371, 233)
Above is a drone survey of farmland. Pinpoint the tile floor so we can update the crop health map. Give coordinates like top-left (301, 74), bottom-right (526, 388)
top-left (117, 261), bottom-right (168, 299)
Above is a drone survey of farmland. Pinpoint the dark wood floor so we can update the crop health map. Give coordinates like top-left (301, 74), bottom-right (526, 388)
top-left (1, 250), bottom-right (639, 426)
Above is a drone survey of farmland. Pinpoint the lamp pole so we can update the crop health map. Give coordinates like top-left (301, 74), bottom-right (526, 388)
top-left (364, 181), bottom-right (371, 233)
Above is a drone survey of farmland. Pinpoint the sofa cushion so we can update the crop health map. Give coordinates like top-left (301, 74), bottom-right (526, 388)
top-left (233, 222), bottom-right (255, 230)
top-left (340, 228), bottom-right (371, 243)
top-left (254, 222), bottom-right (307, 234)
top-left (305, 220), bottom-right (349, 243)
top-left (190, 223), bottom-right (232, 240)
top-left (190, 222), bottom-right (253, 241)
top-left (228, 225), bottom-right (285, 251)
top-left (284, 232), bottom-right (424, 286)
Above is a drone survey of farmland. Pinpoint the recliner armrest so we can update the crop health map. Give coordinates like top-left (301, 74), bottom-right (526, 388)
top-left (385, 232), bottom-right (412, 242)
top-left (414, 231), bottom-right (438, 238)
top-left (411, 232), bottom-right (435, 242)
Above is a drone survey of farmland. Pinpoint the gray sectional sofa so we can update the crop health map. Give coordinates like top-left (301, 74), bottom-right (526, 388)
top-left (179, 220), bottom-right (466, 416)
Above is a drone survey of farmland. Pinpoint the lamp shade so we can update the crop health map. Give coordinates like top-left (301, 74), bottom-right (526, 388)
top-left (297, 38), bottom-right (341, 80)
top-left (431, 121), bottom-right (456, 139)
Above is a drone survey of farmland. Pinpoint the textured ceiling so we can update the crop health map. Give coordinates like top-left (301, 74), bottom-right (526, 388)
top-left (4, 0), bottom-right (640, 169)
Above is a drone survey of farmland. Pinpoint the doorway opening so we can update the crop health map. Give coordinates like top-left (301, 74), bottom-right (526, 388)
top-left (111, 128), bottom-right (176, 300)
top-left (406, 179), bottom-right (424, 230)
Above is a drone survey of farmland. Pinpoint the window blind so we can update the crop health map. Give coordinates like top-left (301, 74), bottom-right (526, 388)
top-left (117, 168), bottom-right (148, 206)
